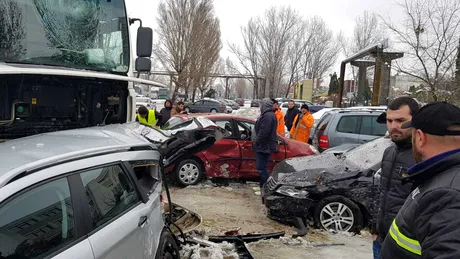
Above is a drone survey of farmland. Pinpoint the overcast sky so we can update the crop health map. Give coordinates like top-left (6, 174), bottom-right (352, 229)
top-left (126, 0), bottom-right (403, 81)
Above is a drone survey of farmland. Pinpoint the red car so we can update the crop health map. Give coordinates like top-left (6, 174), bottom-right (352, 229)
top-left (165, 114), bottom-right (319, 186)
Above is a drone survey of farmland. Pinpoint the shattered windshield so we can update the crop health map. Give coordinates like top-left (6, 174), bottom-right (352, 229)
top-left (342, 136), bottom-right (392, 169)
top-left (0, 0), bottom-right (129, 72)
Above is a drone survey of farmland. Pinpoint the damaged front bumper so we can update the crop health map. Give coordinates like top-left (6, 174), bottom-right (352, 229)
top-left (263, 177), bottom-right (313, 224)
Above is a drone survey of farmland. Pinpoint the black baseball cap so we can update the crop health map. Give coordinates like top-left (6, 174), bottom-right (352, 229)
top-left (401, 101), bottom-right (460, 136)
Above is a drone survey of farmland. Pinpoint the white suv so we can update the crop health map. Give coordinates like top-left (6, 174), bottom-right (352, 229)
top-left (0, 122), bottom-right (223, 259)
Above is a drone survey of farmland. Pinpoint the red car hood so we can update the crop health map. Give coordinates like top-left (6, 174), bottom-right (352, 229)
top-left (282, 136), bottom-right (319, 156)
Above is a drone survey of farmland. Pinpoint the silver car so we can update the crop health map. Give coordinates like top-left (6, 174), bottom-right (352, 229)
top-left (0, 122), bottom-right (223, 259)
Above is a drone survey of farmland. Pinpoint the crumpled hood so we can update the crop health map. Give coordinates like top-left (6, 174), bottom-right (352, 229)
top-left (260, 98), bottom-right (273, 114)
top-left (272, 153), bottom-right (359, 187)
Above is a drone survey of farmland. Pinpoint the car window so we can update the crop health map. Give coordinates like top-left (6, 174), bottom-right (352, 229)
top-left (80, 165), bottom-right (140, 229)
top-left (0, 178), bottom-right (75, 259)
top-left (163, 117), bottom-right (192, 130)
top-left (130, 160), bottom-right (160, 194)
top-left (237, 121), bottom-right (254, 140)
top-left (194, 100), bottom-right (203, 105)
top-left (360, 116), bottom-right (387, 136)
top-left (336, 116), bottom-right (360, 134)
top-left (214, 120), bottom-right (234, 137)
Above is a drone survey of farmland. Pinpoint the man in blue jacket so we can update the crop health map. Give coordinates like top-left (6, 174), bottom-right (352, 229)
top-left (253, 98), bottom-right (278, 189)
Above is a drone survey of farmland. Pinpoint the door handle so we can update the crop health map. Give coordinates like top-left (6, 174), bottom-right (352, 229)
top-left (138, 216), bottom-right (148, 227)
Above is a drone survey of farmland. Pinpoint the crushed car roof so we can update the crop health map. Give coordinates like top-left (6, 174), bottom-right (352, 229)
top-left (0, 123), bottom-right (151, 179)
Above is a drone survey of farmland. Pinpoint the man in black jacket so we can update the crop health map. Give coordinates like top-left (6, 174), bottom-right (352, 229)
top-left (158, 99), bottom-right (173, 127)
top-left (284, 100), bottom-right (300, 131)
top-left (253, 98), bottom-right (278, 188)
top-left (372, 97), bottom-right (420, 259)
top-left (380, 101), bottom-right (460, 258)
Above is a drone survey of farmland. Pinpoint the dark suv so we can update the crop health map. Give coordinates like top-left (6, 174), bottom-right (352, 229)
top-left (312, 109), bottom-right (387, 152)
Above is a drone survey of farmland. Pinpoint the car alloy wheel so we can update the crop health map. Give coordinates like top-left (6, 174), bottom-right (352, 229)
top-left (185, 107), bottom-right (191, 113)
top-left (319, 202), bottom-right (354, 232)
top-left (211, 109), bottom-right (217, 113)
top-left (177, 162), bottom-right (201, 185)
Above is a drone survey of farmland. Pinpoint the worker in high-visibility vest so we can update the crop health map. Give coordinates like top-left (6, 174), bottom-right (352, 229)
top-left (136, 105), bottom-right (161, 127)
top-left (272, 99), bottom-right (285, 135)
top-left (289, 104), bottom-right (314, 143)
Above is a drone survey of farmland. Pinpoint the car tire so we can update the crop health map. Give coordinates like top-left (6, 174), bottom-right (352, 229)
top-left (175, 159), bottom-right (203, 186)
top-left (184, 107), bottom-right (191, 113)
top-left (210, 109), bottom-right (217, 113)
top-left (313, 195), bottom-right (363, 233)
top-left (154, 229), bottom-right (180, 259)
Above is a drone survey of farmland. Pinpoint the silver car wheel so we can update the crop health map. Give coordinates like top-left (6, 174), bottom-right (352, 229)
top-left (185, 107), bottom-right (190, 113)
top-left (319, 202), bottom-right (354, 232)
top-left (178, 163), bottom-right (200, 184)
top-left (211, 109), bottom-right (217, 113)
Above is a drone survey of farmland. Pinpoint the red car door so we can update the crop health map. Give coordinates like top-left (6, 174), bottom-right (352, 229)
top-left (200, 119), bottom-right (241, 178)
top-left (236, 120), bottom-right (286, 178)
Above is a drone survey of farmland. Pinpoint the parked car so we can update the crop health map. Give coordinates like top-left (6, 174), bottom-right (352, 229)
top-left (224, 99), bottom-right (240, 110)
top-left (0, 121), bottom-right (224, 259)
top-left (184, 99), bottom-right (226, 113)
top-left (164, 114), bottom-right (319, 186)
top-left (263, 135), bottom-right (392, 232)
top-left (312, 109), bottom-right (387, 152)
top-left (235, 99), bottom-right (245, 106)
top-left (250, 99), bottom-right (261, 107)
top-left (280, 101), bottom-right (316, 115)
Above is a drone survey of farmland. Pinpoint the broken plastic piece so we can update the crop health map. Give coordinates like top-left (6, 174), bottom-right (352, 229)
top-left (225, 228), bottom-right (241, 236)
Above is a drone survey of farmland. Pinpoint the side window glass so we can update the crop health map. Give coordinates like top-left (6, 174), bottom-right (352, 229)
top-left (337, 116), bottom-right (360, 134)
top-left (130, 160), bottom-right (160, 194)
top-left (238, 121), bottom-right (254, 140)
top-left (372, 116), bottom-right (388, 136)
top-left (80, 165), bottom-right (140, 229)
top-left (214, 120), bottom-right (234, 137)
top-left (360, 116), bottom-right (374, 135)
top-left (0, 178), bottom-right (75, 259)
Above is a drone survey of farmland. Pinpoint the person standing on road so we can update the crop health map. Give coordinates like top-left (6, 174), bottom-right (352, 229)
top-left (253, 98), bottom-right (278, 189)
top-left (284, 100), bottom-right (300, 131)
top-left (171, 101), bottom-right (186, 116)
top-left (158, 99), bottom-right (173, 127)
top-left (371, 97), bottom-right (420, 259)
top-left (289, 104), bottom-right (314, 143)
top-left (380, 101), bottom-right (460, 258)
top-left (272, 99), bottom-right (286, 136)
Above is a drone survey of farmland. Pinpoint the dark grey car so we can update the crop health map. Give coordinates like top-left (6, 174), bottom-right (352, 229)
top-left (184, 99), bottom-right (226, 113)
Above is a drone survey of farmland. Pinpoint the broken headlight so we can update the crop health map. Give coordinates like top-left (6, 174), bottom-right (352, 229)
top-left (275, 185), bottom-right (309, 198)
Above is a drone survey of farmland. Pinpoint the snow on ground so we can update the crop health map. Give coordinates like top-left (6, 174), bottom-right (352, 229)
top-left (170, 184), bottom-right (373, 259)
top-left (180, 242), bottom-right (239, 259)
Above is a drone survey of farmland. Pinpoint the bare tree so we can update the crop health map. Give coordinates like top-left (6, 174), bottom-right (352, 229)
top-left (0, 0), bottom-right (26, 60)
top-left (228, 18), bottom-right (262, 99)
top-left (155, 0), bottom-right (221, 100)
top-left (381, 0), bottom-right (460, 101)
top-left (258, 6), bottom-right (300, 98)
top-left (234, 78), bottom-right (247, 98)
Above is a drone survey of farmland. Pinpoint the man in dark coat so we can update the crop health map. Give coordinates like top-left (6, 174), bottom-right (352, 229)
top-left (284, 100), bottom-right (300, 131)
top-left (371, 97), bottom-right (420, 259)
top-left (253, 98), bottom-right (278, 188)
top-left (158, 99), bottom-right (173, 127)
top-left (380, 101), bottom-right (460, 258)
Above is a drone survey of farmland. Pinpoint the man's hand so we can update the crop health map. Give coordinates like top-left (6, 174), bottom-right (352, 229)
top-left (372, 234), bottom-right (378, 241)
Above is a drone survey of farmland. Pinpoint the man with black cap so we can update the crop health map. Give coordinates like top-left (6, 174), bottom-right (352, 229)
top-left (289, 104), bottom-right (314, 143)
top-left (371, 96), bottom-right (420, 259)
top-left (380, 101), bottom-right (460, 259)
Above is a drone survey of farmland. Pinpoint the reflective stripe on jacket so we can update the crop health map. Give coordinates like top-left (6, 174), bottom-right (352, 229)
top-left (137, 109), bottom-right (156, 126)
top-left (380, 150), bottom-right (460, 259)
top-left (289, 112), bottom-right (314, 143)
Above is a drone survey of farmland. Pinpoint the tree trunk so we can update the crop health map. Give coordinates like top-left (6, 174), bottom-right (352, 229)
top-left (192, 87), bottom-right (197, 102)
